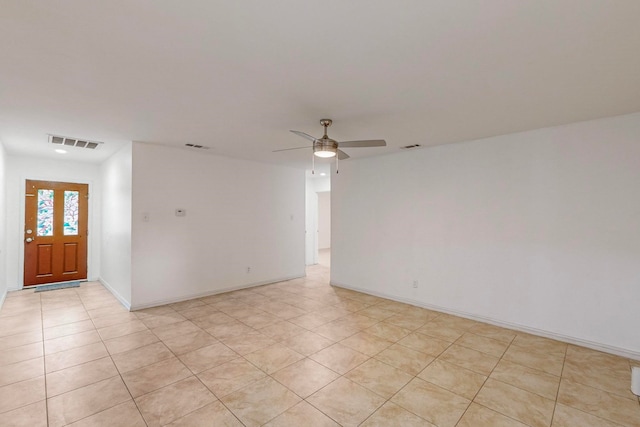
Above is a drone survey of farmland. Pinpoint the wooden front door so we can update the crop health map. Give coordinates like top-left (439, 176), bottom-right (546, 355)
top-left (24, 180), bottom-right (88, 286)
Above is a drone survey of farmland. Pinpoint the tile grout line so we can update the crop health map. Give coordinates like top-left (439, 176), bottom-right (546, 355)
top-left (456, 334), bottom-right (531, 427)
top-left (552, 352), bottom-right (634, 427)
top-left (548, 340), bottom-right (570, 426)
top-left (195, 295), bottom-right (373, 425)
top-left (193, 296), bottom-right (330, 425)
top-left (432, 327), bottom-right (476, 427)
top-left (75, 284), bottom-right (150, 427)
top-left (183, 297), bottom-right (270, 426)
top-left (0, 294), bottom-right (45, 391)
top-left (131, 301), bottom-right (243, 425)
top-left (127, 306), bottom-right (196, 426)
top-left (143, 309), bottom-right (210, 425)
top-left (341, 314), bottom-right (450, 426)
top-left (39, 289), bottom-right (48, 425)
top-left (381, 318), bottom-right (463, 426)
top-left (107, 335), bottom-right (151, 427)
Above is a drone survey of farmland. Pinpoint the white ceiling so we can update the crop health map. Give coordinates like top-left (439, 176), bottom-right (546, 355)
top-left (1, 1), bottom-right (639, 168)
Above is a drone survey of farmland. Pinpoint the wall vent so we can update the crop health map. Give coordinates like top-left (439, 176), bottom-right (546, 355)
top-left (400, 144), bottom-right (422, 149)
top-left (185, 143), bottom-right (211, 150)
top-left (49, 134), bottom-right (102, 149)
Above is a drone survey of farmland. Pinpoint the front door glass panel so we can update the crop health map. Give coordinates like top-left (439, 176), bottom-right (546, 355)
top-left (37, 189), bottom-right (54, 236)
top-left (64, 191), bottom-right (79, 235)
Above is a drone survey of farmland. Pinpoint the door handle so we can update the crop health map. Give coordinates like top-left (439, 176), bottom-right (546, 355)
top-left (25, 237), bottom-right (34, 243)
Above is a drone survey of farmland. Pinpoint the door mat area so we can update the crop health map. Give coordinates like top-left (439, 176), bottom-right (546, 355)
top-left (34, 281), bottom-right (81, 292)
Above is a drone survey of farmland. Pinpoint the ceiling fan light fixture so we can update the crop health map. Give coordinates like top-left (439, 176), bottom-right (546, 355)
top-left (314, 148), bottom-right (337, 158)
top-left (313, 141), bottom-right (337, 158)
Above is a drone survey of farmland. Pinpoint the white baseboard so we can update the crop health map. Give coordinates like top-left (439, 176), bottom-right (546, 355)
top-left (0, 290), bottom-right (6, 311)
top-left (331, 280), bottom-right (640, 361)
top-left (129, 274), bottom-right (306, 311)
top-left (98, 277), bottom-right (131, 311)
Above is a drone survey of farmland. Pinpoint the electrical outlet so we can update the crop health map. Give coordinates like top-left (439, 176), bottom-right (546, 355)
top-left (246, 267), bottom-right (251, 273)
top-left (412, 280), bottom-right (418, 288)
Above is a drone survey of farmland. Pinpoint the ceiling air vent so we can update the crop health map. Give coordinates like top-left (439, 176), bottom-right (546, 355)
top-left (400, 144), bottom-right (422, 149)
top-left (185, 143), bottom-right (210, 150)
top-left (49, 134), bottom-right (103, 150)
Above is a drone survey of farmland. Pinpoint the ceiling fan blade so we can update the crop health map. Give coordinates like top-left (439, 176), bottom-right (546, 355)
top-left (272, 146), bottom-right (311, 153)
top-left (339, 139), bottom-right (386, 148)
top-left (290, 130), bottom-right (317, 142)
top-left (337, 149), bottom-right (350, 160)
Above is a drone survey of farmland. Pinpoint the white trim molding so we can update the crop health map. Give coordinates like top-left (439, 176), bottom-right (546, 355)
top-left (129, 274), bottom-right (305, 311)
top-left (331, 280), bottom-right (640, 361)
top-left (98, 277), bottom-right (131, 311)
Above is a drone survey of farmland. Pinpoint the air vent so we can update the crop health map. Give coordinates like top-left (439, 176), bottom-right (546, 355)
top-left (49, 135), bottom-right (103, 150)
top-left (185, 143), bottom-right (211, 150)
top-left (400, 144), bottom-right (422, 150)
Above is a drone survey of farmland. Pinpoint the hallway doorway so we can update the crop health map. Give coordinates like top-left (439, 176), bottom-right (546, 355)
top-left (305, 170), bottom-right (330, 267)
top-left (317, 191), bottom-right (331, 268)
top-left (318, 248), bottom-right (330, 267)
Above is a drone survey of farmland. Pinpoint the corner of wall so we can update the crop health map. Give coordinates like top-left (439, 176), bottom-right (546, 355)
top-left (98, 142), bottom-right (133, 309)
top-left (98, 277), bottom-right (131, 311)
top-left (0, 139), bottom-right (7, 308)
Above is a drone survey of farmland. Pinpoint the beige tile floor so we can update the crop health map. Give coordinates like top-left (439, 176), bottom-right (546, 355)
top-left (0, 263), bottom-right (638, 426)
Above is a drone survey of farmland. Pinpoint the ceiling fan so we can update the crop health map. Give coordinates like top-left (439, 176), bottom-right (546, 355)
top-left (273, 119), bottom-right (386, 173)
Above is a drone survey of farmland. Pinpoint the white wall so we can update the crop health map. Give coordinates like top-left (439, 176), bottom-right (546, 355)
top-left (0, 141), bottom-right (7, 303)
top-left (130, 143), bottom-right (305, 308)
top-left (4, 156), bottom-right (102, 290)
top-left (332, 112), bottom-right (640, 358)
top-left (99, 143), bottom-right (133, 307)
top-left (318, 191), bottom-right (331, 249)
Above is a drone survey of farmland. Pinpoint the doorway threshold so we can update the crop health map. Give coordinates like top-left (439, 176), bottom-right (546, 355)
top-left (33, 280), bottom-right (84, 292)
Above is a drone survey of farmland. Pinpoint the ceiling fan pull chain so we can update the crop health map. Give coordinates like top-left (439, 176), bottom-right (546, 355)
top-left (336, 152), bottom-right (339, 174)
top-left (312, 151), bottom-right (315, 174)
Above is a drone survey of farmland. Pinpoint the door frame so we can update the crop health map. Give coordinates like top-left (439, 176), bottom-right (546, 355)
top-left (18, 174), bottom-right (96, 289)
